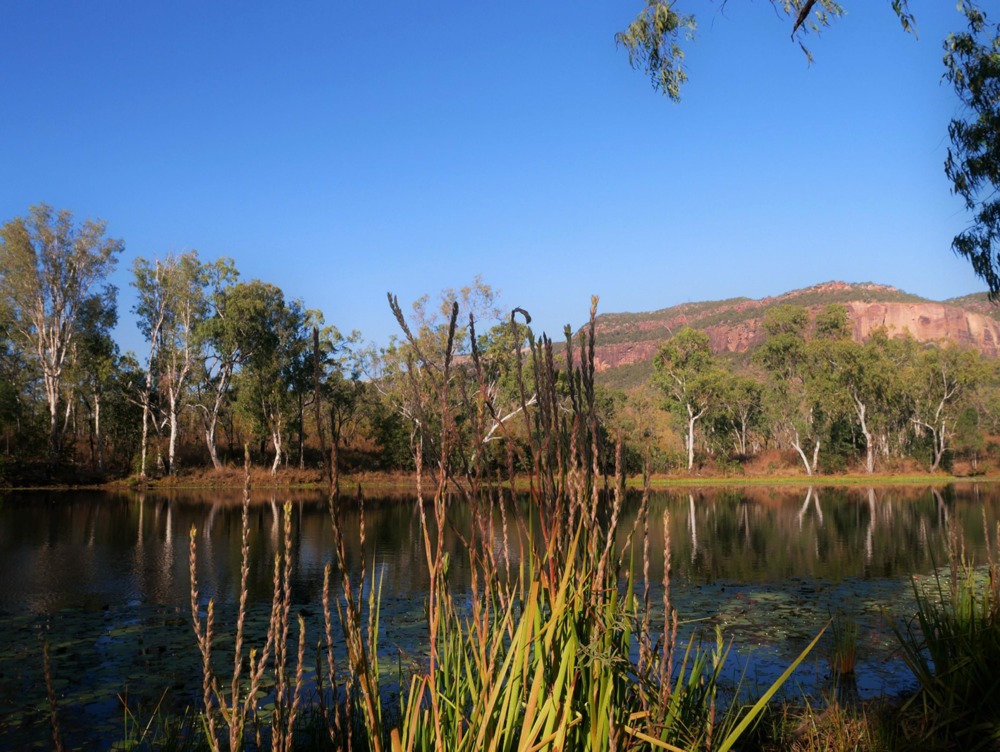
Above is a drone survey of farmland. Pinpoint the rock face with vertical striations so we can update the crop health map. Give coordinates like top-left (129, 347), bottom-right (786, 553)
top-left (590, 282), bottom-right (1000, 377)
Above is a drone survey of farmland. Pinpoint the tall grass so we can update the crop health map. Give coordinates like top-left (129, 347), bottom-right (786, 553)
top-left (184, 297), bottom-right (821, 751)
top-left (894, 513), bottom-right (1000, 748)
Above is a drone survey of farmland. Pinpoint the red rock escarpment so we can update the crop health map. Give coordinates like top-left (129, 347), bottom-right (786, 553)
top-left (591, 299), bottom-right (1000, 372)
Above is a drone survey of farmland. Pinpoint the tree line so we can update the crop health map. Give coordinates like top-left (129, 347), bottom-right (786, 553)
top-left (1, 203), bottom-right (998, 483)
top-left (650, 304), bottom-right (995, 476)
top-left (0, 204), bottom-right (365, 482)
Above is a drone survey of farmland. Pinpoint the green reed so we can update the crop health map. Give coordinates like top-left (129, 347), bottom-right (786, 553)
top-left (894, 512), bottom-right (1000, 748)
top-left (181, 296), bottom-right (821, 751)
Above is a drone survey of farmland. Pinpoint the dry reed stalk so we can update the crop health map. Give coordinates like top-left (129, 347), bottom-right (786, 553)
top-left (638, 465), bottom-right (653, 699)
top-left (319, 562), bottom-right (347, 748)
top-left (270, 501), bottom-right (308, 752)
top-left (660, 507), bottom-right (677, 710)
top-left (189, 453), bottom-right (283, 752)
top-left (189, 526), bottom-right (221, 752)
top-left (43, 638), bottom-right (64, 752)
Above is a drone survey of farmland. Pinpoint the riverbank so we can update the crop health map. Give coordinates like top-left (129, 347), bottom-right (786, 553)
top-left (3, 465), bottom-right (997, 493)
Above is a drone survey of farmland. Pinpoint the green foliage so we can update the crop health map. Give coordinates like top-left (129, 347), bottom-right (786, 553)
top-left (945, 2), bottom-right (1000, 296)
top-left (615, 1), bottom-right (860, 101)
top-left (894, 520), bottom-right (1000, 747)
top-left (813, 303), bottom-right (850, 340)
top-left (616, 1), bottom-right (695, 101)
top-left (0, 203), bottom-right (124, 458)
top-left (654, 328), bottom-right (725, 470)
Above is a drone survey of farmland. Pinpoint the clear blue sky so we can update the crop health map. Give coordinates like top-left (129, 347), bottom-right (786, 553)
top-left (0, 1), bottom-right (983, 355)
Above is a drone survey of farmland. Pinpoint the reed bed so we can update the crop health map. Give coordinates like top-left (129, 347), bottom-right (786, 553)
top-left (893, 512), bottom-right (1000, 749)
top-left (182, 297), bottom-right (820, 751)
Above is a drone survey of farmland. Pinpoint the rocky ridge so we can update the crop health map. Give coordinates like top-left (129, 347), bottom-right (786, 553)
top-left (592, 281), bottom-right (1000, 374)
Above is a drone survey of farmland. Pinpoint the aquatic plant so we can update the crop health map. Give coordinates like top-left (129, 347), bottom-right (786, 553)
top-left (894, 512), bottom-right (1000, 748)
top-left (828, 613), bottom-right (859, 678)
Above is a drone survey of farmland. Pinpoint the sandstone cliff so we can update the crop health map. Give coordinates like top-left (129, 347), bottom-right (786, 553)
top-left (592, 282), bottom-right (1000, 374)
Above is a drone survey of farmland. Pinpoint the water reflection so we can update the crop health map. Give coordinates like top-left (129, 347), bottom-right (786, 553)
top-left (0, 484), bottom-right (997, 748)
top-left (0, 485), bottom-right (994, 613)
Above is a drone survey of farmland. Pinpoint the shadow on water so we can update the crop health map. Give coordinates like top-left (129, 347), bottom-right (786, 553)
top-left (0, 483), bottom-right (995, 747)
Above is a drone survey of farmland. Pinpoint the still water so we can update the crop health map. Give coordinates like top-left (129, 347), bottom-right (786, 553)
top-left (0, 484), bottom-right (996, 748)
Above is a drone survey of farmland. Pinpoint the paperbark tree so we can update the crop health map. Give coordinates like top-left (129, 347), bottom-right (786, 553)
top-left (0, 204), bottom-right (123, 463)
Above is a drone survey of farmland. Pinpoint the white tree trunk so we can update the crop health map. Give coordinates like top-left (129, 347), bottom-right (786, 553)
top-left (270, 425), bottom-right (283, 476)
top-left (204, 418), bottom-right (222, 470)
top-left (94, 393), bottom-right (103, 471)
top-left (852, 394), bottom-right (875, 474)
top-left (167, 393), bottom-right (179, 476)
top-left (687, 413), bottom-right (696, 471)
top-left (791, 430), bottom-right (814, 476)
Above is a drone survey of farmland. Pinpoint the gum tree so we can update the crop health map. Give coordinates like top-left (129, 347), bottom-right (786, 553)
top-left (133, 251), bottom-right (214, 476)
top-left (654, 327), bottom-right (723, 471)
top-left (619, 2), bottom-right (1000, 294)
top-left (945, 3), bottom-right (1000, 295)
top-left (754, 305), bottom-right (827, 474)
top-left (230, 284), bottom-right (308, 475)
top-left (909, 343), bottom-right (984, 471)
top-left (0, 204), bottom-right (123, 462)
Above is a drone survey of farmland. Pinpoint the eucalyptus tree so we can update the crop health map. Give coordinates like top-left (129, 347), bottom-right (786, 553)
top-left (132, 257), bottom-right (168, 477)
top-left (0, 302), bottom-right (34, 456)
top-left (312, 324), bottom-right (363, 488)
top-left (132, 251), bottom-right (213, 476)
top-left (617, 1), bottom-right (916, 102)
top-left (815, 326), bottom-right (913, 473)
top-left (654, 327), bottom-right (724, 471)
top-left (230, 284), bottom-right (308, 475)
top-left (944, 2), bottom-right (1000, 295)
top-left (754, 305), bottom-right (826, 474)
top-left (618, 1), bottom-right (1000, 295)
top-left (192, 264), bottom-right (264, 471)
top-left (470, 314), bottom-right (537, 463)
top-left (71, 294), bottom-right (119, 470)
top-left (99, 352), bottom-right (145, 473)
top-left (714, 371), bottom-right (765, 458)
top-left (0, 204), bottom-right (123, 461)
top-left (908, 343), bottom-right (984, 471)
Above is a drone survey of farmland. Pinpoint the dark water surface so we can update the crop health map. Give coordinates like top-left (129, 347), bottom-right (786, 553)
top-left (1, 484), bottom-right (997, 748)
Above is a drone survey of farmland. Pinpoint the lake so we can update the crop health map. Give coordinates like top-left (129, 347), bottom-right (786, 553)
top-left (0, 484), bottom-right (996, 748)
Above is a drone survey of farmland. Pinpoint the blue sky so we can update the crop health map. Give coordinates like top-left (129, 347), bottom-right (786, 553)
top-left (0, 1), bottom-right (984, 354)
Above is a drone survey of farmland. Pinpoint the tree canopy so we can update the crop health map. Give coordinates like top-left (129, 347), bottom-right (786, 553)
top-left (619, 1), bottom-right (1000, 296)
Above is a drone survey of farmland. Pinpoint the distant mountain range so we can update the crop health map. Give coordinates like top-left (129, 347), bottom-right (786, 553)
top-left (591, 281), bottom-right (1000, 389)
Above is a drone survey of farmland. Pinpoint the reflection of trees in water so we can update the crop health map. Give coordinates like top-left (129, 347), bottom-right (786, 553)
top-left (1, 485), bottom-right (997, 615)
top-left (619, 486), bottom-right (997, 585)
